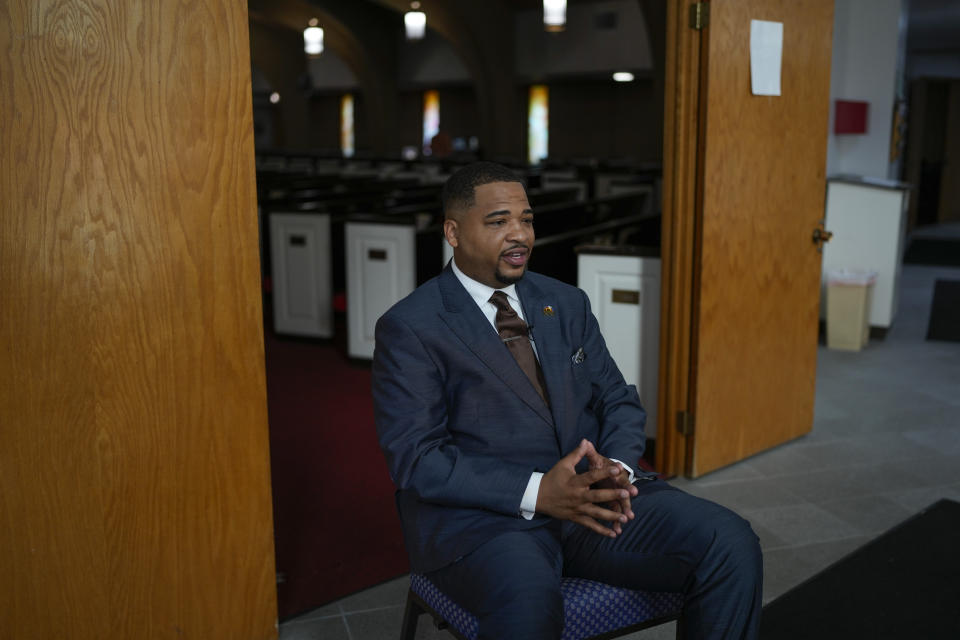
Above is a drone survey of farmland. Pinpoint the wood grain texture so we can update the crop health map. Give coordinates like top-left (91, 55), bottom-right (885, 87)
top-left (0, 1), bottom-right (278, 638)
top-left (691, 0), bottom-right (833, 476)
top-left (656, 0), bottom-right (702, 476)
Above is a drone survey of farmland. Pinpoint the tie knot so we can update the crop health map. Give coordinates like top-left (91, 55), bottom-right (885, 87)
top-left (489, 290), bottom-right (515, 314)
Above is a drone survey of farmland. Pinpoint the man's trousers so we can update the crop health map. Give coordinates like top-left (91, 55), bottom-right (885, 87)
top-left (427, 480), bottom-right (763, 640)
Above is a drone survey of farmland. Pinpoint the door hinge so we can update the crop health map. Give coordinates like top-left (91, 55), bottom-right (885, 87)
top-left (690, 2), bottom-right (710, 30)
top-left (676, 410), bottom-right (695, 437)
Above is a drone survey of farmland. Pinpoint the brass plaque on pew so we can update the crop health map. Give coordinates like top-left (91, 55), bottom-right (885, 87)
top-left (611, 289), bottom-right (640, 305)
top-left (368, 249), bottom-right (388, 261)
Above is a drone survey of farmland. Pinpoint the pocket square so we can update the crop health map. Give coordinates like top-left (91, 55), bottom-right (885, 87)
top-left (571, 347), bottom-right (586, 365)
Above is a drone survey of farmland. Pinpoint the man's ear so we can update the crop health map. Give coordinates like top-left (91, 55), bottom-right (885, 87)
top-left (443, 219), bottom-right (459, 248)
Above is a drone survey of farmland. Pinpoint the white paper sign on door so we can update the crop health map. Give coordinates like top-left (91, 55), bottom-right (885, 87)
top-left (750, 19), bottom-right (783, 96)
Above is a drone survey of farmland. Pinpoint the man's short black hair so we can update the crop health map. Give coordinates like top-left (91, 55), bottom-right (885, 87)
top-left (442, 161), bottom-right (526, 218)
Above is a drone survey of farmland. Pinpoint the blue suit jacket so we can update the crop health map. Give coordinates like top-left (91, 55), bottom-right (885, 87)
top-left (372, 265), bottom-right (651, 573)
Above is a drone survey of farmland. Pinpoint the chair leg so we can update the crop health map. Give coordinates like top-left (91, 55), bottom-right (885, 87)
top-left (400, 589), bottom-right (424, 640)
top-left (674, 613), bottom-right (685, 640)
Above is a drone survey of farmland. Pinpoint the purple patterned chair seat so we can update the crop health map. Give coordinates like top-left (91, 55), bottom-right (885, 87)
top-left (401, 572), bottom-right (684, 640)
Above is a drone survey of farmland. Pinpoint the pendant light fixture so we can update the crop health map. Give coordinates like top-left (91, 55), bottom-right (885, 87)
top-left (543, 0), bottom-right (566, 32)
top-left (405, 2), bottom-right (426, 40)
top-left (303, 18), bottom-right (323, 57)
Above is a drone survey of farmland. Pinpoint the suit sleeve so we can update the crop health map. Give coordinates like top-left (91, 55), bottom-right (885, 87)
top-left (577, 289), bottom-right (648, 470)
top-left (372, 311), bottom-right (533, 516)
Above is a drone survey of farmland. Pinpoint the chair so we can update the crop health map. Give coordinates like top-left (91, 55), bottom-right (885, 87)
top-left (401, 572), bottom-right (684, 640)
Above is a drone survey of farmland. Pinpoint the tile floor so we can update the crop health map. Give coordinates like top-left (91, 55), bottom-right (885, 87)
top-left (280, 260), bottom-right (960, 640)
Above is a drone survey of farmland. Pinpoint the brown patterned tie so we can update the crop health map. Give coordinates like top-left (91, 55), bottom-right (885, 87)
top-left (489, 291), bottom-right (549, 407)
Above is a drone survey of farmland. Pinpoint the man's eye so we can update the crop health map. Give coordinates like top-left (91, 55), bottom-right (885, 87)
top-left (523, 218), bottom-right (534, 225)
top-left (489, 219), bottom-right (506, 226)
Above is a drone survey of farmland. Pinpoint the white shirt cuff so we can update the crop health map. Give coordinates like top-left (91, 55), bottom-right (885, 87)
top-left (520, 472), bottom-right (543, 519)
top-left (609, 459), bottom-right (636, 483)
top-left (520, 460), bottom-right (634, 520)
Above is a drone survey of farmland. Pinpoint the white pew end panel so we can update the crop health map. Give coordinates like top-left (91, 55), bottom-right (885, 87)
top-left (577, 249), bottom-right (661, 439)
top-left (346, 222), bottom-right (417, 359)
top-left (270, 212), bottom-right (333, 338)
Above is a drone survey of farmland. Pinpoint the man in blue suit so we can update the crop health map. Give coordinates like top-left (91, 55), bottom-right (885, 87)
top-left (373, 162), bottom-right (762, 639)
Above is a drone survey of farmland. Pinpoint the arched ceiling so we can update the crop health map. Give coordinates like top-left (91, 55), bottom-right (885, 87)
top-left (248, 0), bottom-right (371, 83)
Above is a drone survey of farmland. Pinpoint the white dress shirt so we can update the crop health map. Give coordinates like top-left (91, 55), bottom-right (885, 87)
top-left (450, 258), bottom-right (534, 350)
top-left (450, 259), bottom-right (634, 520)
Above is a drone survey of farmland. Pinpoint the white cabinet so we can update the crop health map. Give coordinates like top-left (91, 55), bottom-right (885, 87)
top-left (577, 253), bottom-right (661, 438)
top-left (822, 177), bottom-right (909, 329)
top-left (345, 222), bottom-right (417, 359)
top-left (269, 213), bottom-right (332, 338)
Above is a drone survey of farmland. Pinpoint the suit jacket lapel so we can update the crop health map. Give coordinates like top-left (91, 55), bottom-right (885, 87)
top-left (516, 276), bottom-right (569, 438)
top-left (437, 267), bottom-right (554, 427)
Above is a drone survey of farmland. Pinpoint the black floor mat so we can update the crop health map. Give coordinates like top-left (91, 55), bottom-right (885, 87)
top-left (761, 499), bottom-right (960, 639)
top-left (903, 238), bottom-right (960, 267)
top-left (926, 279), bottom-right (960, 342)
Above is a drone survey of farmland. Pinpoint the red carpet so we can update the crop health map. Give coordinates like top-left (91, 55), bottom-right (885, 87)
top-left (263, 310), bottom-right (408, 620)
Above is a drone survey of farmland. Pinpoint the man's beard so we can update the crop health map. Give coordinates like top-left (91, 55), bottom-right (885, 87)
top-left (495, 265), bottom-right (526, 286)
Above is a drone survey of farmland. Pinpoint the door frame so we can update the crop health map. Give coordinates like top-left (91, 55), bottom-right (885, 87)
top-left (655, 0), bottom-right (704, 477)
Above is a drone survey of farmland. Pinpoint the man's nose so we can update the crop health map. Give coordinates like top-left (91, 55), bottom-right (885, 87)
top-left (505, 218), bottom-right (533, 244)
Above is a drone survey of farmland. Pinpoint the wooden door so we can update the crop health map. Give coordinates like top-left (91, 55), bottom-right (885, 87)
top-left (659, 0), bottom-right (834, 477)
top-left (0, 2), bottom-right (278, 638)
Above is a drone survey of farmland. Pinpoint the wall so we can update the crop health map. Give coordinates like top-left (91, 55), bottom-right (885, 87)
top-left (0, 2), bottom-right (278, 638)
top-left (302, 29), bottom-right (474, 155)
top-left (397, 87), bottom-right (481, 152)
top-left (910, 54), bottom-right (960, 79)
top-left (515, 0), bottom-right (653, 79)
top-left (398, 30), bottom-right (472, 87)
top-left (393, 29), bottom-right (477, 153)
top-left (937, 82), bottom-right (960, 222)
top-left (548, 78), bottom-right (661, 162)
top-left (304, 51), bottom-right (364, 154)
top-left (249, 1), bottom-right (666, 161)
top-left (250, 20), bottom-right (313, 149)
top-left (826, 0), bottom-right (903, 178)
top-left (906, 0), bottom-right (960, 79)
top-left (309, 49), bottom-right (360, 90)
top-left (307, 95), bottom-right (348, 152)
top-left (513, 0), bottom-right (659, 164)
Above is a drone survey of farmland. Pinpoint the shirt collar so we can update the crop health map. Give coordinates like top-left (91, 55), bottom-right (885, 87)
top-left (450, 258), bottom-right (521, 309)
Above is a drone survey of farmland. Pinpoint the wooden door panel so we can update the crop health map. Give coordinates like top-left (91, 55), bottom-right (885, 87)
top-left (691, 0), bottom-right (833, 475)
top-left (0, 1), bottom-right (277, 637)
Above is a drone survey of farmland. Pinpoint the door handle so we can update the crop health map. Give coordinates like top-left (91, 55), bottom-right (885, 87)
top-left (812, 227), bottom-right (833, 253)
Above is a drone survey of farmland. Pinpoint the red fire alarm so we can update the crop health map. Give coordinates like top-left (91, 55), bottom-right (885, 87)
top-left (835, 100), bottom-right (869, 134)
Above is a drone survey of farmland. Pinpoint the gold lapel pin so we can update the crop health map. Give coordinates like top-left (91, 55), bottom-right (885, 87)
top-left (543, 305), bottom-right (555, 317)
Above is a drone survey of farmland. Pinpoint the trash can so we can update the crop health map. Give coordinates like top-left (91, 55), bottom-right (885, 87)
top-left (825, 269), bottom-right (877, 351)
